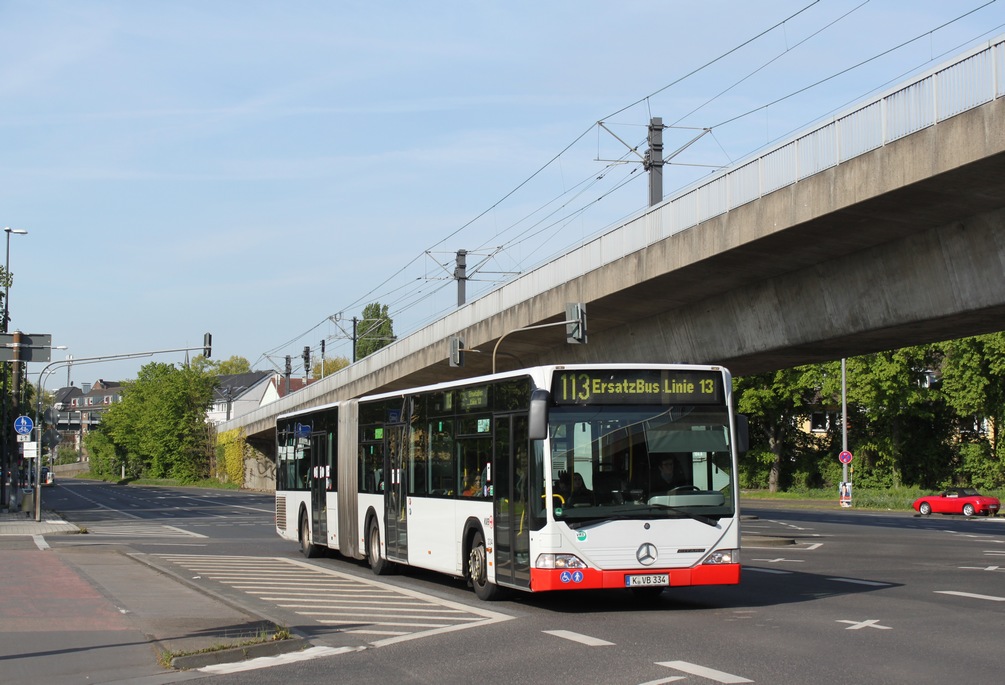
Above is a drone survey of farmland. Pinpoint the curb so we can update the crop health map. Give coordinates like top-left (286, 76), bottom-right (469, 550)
top-left (171, 635), bottom-right (310, 670)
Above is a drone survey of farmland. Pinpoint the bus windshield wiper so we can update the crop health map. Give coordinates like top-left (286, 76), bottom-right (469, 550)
top-left (565, 514), bottom-right (640, 529)
top-left (563, 507), bottom-right (720, 529)
top-left (646, 504), bottom-right (720, 527)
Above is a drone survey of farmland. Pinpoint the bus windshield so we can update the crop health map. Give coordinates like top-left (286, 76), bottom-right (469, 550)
top-left (547, 404), bottom-right (735, 524)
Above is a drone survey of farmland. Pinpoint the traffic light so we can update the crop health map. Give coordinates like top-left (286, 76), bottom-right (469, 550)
top-left (203, 332), bottom-right (212, 358)
top-left (302, 346), bottom-right (311, 372)
top-left (565, 303), bottom-right (587, 344)
top-left (448, 336), bottom-right (465, 367)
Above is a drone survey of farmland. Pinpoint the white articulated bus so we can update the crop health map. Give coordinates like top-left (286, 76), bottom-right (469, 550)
top-left (275, 363), bottom-right (747, 600)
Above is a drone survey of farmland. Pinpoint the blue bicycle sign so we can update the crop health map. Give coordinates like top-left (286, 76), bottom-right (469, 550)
top-left (14, 415), bottom-right (33, 435)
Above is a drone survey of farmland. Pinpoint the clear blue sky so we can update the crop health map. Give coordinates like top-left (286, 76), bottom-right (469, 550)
top-left (2, 1), bottom-right (1003, 390)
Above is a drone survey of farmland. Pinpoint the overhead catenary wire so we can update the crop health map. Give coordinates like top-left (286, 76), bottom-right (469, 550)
top-left (260, 1), bottom-right (998, 365)
top-left (710, 0), bottom-right (999, 130)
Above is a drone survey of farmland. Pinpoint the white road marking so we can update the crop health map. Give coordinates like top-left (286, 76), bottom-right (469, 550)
top-left (85, 523), bottom-right (206, 538)
top-left (656, 660), bottom-right (753, 683)
top-left (766, 520), bottom-right (813, 531)
top-left (744, 567), bottom-right (792, 575)
top-left (543, 630), bottom-right (614, 646)
top-left (836, 619), bottom-right (891, 630)
top-left (156, 554), bottom-right (512, 648)
top-left (827, 577), bottom-right (890, 587)
top-left (751, 558), bottom-right (804, 563)
top-left (935, 590), bottom-right (1005, 602)
top-left (199, 646), bottom-right (363, 674)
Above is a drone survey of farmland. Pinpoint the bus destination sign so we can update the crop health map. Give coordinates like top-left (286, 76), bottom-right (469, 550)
top-left (552, 369), bottom-right (723, 405)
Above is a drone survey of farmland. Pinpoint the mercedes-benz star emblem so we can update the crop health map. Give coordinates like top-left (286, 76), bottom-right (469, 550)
top-left (636, 542), bottom-right (658, 566)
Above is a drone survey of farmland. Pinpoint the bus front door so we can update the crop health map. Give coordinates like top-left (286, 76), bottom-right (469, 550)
top-left (493, 414), bottom-right (531, 589)
top-left (384, 422), bottom-right (408, 563)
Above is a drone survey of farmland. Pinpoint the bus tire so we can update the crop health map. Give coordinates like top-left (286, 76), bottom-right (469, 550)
top-left (367, 517), bottom-right (393, 576)
top-left (468, 530), bottom-right (504, 601)
top-left (300, 511), bottom-right (322, 559)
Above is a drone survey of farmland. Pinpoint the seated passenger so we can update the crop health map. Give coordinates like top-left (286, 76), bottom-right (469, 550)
top-left (462, 476), bottom-right (482, 497)
top-left (569, 472), bottom-right (593, 504)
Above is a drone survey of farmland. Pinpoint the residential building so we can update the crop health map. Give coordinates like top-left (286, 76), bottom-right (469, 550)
top-left (208, 371), bottom-right (274, 425)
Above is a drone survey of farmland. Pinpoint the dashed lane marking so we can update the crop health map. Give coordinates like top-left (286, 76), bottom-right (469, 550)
top-left (826, 577), bottom-right (891, 587)
top-left (542, 629), bottom-right (614, 646)
top-left (935, 590), bottom-right (1005, 602)
top-left (655, 660), bottom-right (753, 683)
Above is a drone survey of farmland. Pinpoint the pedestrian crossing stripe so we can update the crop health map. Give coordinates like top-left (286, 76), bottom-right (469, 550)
top-left (154, 554), bottom-right (512, 647)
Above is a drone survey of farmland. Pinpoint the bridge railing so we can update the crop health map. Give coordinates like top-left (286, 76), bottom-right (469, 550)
top-left (520, 34), bottom-right (1005, 287)
top-left (696, 37), bottom-right (997, 241)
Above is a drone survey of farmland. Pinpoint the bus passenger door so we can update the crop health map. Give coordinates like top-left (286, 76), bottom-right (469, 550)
top-left (384, 422), bottom-right (408, 563)
top-left (310, 432), bottom-right (329, 546)
top-left (493, 415), bottom-right (531, 589)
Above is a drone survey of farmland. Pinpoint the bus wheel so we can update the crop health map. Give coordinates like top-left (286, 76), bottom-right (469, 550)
top-left (468, 530), bottom-right (503, 601)
top-left (367, 517), bottom-right (392, 576)
top-left (300, 512), bottom-right (321, 559)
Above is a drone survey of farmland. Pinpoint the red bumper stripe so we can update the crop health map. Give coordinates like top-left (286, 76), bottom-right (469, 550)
top-left (529, 564), bottom-right (740, 592)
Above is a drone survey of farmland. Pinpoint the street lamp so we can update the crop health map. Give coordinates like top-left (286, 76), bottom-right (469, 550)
top-left (2, 227), bottom-right (27, 510)
top-left (4, 228), bottom-right (28, 330)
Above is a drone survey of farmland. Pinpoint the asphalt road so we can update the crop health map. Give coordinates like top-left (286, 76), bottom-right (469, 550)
top-left (8, 480), bottom-right (1004, 684)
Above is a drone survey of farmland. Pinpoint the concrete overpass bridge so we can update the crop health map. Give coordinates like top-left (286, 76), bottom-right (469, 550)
top-left (222, 35), bottom-right (1005, 457)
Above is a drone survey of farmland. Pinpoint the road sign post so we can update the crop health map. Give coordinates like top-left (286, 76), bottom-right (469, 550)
top-left (838, 451), bottom-right (853, 507)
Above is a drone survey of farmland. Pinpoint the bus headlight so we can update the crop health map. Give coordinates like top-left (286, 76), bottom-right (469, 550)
top-left (535, 553), bottom-right (588, 569)
top-left (702, 549), bottom-right (738, 565)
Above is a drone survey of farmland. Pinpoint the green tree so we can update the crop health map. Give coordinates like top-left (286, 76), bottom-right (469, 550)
top-left (940, 333), bottom-right (1005, 486)
top-left (832, 345), bottom-right (950, 489)
top-left (312, 356), bottom-right (350, 379)
top-left (191, 355), bottom-right (252, 376)
top-left (355, 303), bottom-right (394, 359)
top-left (86, 361), bottom-right (216, 483)
top-left (734, 365), bottom-right (821, 492)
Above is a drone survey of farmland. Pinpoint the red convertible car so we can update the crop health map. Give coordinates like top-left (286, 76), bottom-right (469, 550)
top-left (912, 488), bottom-right (1000, 517)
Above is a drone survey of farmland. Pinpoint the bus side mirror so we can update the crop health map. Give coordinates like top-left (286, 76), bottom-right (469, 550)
top-left (529, 389), bottom-right (550, 440)
top-left (735, 414), bottom-right (749, 454)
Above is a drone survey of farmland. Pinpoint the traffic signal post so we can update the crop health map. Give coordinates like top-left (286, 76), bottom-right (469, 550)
top-left (487, 303), bottom-right (587, 373)
top-left (1, 333), bottom-right (52, 514)
top-left (26, 335), bottom-right (212, 522)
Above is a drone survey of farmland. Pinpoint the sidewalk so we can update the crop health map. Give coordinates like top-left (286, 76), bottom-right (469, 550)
top-left (0, 507), bottom-right (311, 680)
top-left (0, 505), bottom-right (81, 536)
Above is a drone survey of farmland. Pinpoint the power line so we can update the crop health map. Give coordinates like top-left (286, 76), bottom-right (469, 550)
top-left (259, 2), bottom-right (997, 366)
top-left (711, 0), bottom-right (999, 129)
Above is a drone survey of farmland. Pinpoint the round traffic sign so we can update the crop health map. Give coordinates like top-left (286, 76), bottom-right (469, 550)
top-left (14, 415), bottom-right (33, 435)
top-left (838, 450), bottom-right (853, 464)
